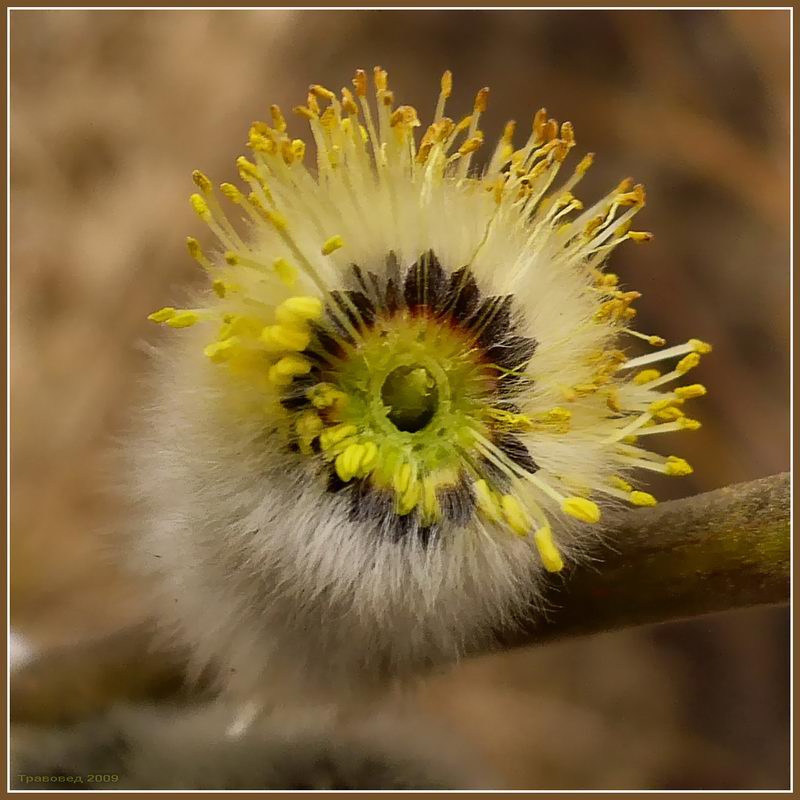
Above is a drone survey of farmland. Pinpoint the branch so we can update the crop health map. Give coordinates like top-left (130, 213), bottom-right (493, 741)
top-left (494, 472), bottom-right (790, 650)
top-left (11, 474), bottom-right (789, 726)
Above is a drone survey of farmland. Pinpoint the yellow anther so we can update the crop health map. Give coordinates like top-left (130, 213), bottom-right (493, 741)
top-left (335, 443), bottom-right (365, 482)
top-left (485, 408), bottom-right (534, 431)
top-left (534, 526), bottom-right (564, 572)
top-left (500, 494), bottom-right (530, 536)
top-left (655, 406), bottom-right (685, 422)
top-left (630, 491), bottom-right (657, 507)
top-left (421, 479), bottom-right (441, 522)
top-left (576, 152), bottom-right (595, 174)
top-left (473, 86), bottom-right (490, 113)
top-left (690, 339), bottom-right (713, 354)
top-left (352, 69), bottom-right (368, 97)
top-left (319, 424), bottom-right (358, 452)
top-left (273, 257), bottom-right (298, 287)
top-left (373, 66), bottom-right (388, 92)
top-left (629, 231), bottom-right (653, 243)
top-left (440, 70), bottom-right (452, 98)
top-left (675, 383), bottom-right (707, 400)
top-left (269, 104), bottom-right (287, 132)
top-left (531, 107), bottom-right (548, 142)
top-left (341, 88), bottom-right (359, 115)
top-left (191, 169), bottom-right (213, 195)
top-left (291, 139), bottom-right (306, 161)
top-left (677, 353), bottom-right (701, 373)
top-left (649, 397), bottom-right (681, 414)
top-left (321, 235), bottom-right (344, 256)
top-left (189, 193), bottom-right (211, 222)
top-left (212, 280), bottom-right (227, 298)
top-left (236, 156), bottom-right (259, 181)
top-left (203, 337), bottom-right (240, 364)
top-left (474, 479), bottom-right (502, 523)
top-left (262, 205), bottom-right (287, 230)
top-left (261, 324), bottom-right (310, 352)
top-left (606, 389), bottom-right (621, 413)
top-left (665, 456), bottom-right (693, 476)
top-left (276, 296), bottom-right (323, 324)
top-left (185, 237), bottom-right (209, 269)
top-left (360, 441), bottom-right (378, 473)
top-left (561, 497), bottom-right (601, 524)
top-left (296, 411), bottom-right (323, 440)
top-left (611, 475), bottom-right (633, 492)
top-left (678, 417), bottom-right (702, 431)
top-left (307, 383), bottom-right (347, 410)
top-left (389, 105), bottom-right (421, 128)
top-left (393, 462), bottom-right (412, 495)
top-left (617, 184), bottom-right (646, 206)
top-left (292, 105), bottom-right (315, 121)
top-left (148, 307), bottom-right (176, 324)
top-left (458, 133), bottom-right (484, 156)
top-left (165, 311), bottom-right (200, 329)
top-left (648, 335), bottom-right (667, 346)
top-left (633, 369), bottom-right (661, 385)
top-left (220, 182), bottom-right (243, 203)
top-left (397, 480), bottom-right (421, 516)
top-left (268, 354), bottom-right (312, 385)
top-left (224, 252), bottom-right (239, 266)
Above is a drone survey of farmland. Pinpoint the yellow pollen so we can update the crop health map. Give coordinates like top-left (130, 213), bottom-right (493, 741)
top-left (148, 307), bottom-right (176, 324)
top-left (191, 170), bottom-right (213, 195)
top-left (203, 338), bottom-right (241, 363)
top-left (500, 494), bottom-right (530, 537)
top-left (335, 443), bottom-right (366, 482)
top-left (236, 156), bottom-right (259, 181)
top-left (474, 479), bottom-right (502, 522)
top-left (220, 182), bottom-right (243, 203)
top-left (276, 296), bottom-right (323, 323)
top-left (611, 476), bottom-right (633, 492)
top-left (186, 237), bottom-right (209, 268)
top-left (321, 235), bottom-right (345, 256)
top-left (690, 339), bottom-right (713, 354)
top-left (393, 462), bottom-right (413, 495)
top-left (268, 354), bottom-right (312, 385)
top-left (630, 491), bottom-right (657, 507)
top-left (273, 258), bottom-right (298, 287)
top-left (189, 193), bottom-right (211, 222)
top-left (165, 311), bottom-right (200, 329)
top-left (296, 411), bottom-right (323, 439)
top-left (440, 70), bottom-right (453, 98)
top-left (534, 526), bottom-right (564, 572)
top-left (474, 87), bottom-right (490, 113)
top-left (319, 424), bottom-right (358, 452)
top-left (352, 69), bottom-right (367, 97)
top-left (633, 369), bottom-right (661, 385)
top-left (677, 353), bottom-right (701, 373)
top-left (561, 497), bottom-right (601, 524)
top-left (308, 383), bottom-right (347, 410)
top-left (397, 480), bottom-right (421, 516)
top-left (261, 324), bottom-right (310, 352)
top-left (675, 384), bottom-right (707, 399)
top-left (665, 456), bottom-right (693, 476)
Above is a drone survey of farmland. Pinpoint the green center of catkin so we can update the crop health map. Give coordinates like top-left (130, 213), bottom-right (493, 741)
top-left (381, 365), bottom-right (439, 433)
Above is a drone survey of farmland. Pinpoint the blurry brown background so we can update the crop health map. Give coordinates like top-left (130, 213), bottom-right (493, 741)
top-left (10, 9), bottom-right (790, 790)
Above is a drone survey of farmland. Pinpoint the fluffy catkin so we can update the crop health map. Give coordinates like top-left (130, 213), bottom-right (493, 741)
top-left (128, 68), bottom-right (707, 711)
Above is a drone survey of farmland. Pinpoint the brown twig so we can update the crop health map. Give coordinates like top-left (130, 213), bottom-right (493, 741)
top-left (12, 474), bottom-right (789, 726)
top-left (495, 472), bottom-right (790, 650)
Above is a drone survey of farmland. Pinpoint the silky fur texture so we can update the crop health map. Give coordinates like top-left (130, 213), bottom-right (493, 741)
top-left (130, 69), bottom-right (705, 710)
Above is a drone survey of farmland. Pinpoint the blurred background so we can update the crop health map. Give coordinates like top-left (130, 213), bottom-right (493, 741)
top-left (10, 9), bottom-right (790, 790)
